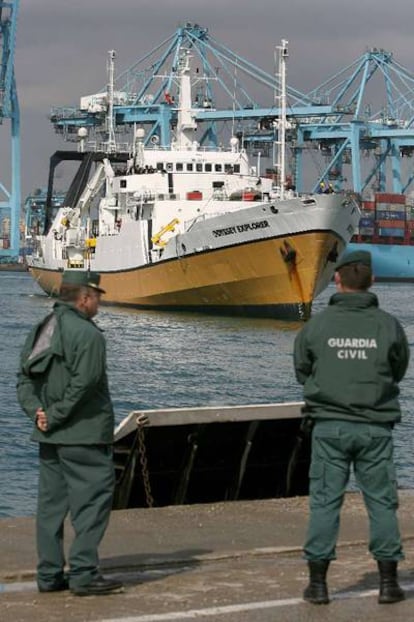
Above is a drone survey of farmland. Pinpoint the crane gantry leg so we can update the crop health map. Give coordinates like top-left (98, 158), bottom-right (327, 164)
top-left (0, 0), bottom-right (20, 263)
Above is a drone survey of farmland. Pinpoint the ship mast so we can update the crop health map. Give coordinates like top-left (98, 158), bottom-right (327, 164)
top-left (176, 51), bottom-right (197, 150)
top-left (275, 40), bottom-right (288, 200)
top-left (106, 50), bottom-right (117, 153)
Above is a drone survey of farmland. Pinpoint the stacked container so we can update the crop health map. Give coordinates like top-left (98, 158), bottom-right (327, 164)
top-left (358, 199), bottom-right (375, 236)
top-left (375, 193), bottom-right (406, 238)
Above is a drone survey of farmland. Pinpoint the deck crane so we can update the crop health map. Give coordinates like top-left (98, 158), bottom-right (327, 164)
top-left (49, 23), bottom-right (414, 196)
top-left (0, 0), bottom-right (20, 262)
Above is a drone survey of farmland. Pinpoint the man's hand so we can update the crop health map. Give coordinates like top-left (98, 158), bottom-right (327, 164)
top-left (36, 407), bottom-right (48, 432)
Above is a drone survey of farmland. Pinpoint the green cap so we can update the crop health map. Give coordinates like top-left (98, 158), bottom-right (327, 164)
top-left (335, 250), bottom-right (372, 271)
top-left (61, 270), bottom-right (106, 293)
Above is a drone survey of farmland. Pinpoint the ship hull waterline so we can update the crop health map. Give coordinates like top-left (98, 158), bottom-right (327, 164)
top-left (29, 230), bottom-right (345, 320)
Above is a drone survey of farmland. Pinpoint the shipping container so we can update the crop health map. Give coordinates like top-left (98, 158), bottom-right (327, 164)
top-left (359, 217), bottom-right (375, 227)
top-left (360, 209), bottom-right (376, 218)
top-left (376, 203), bottom-right (407, 213)
top-left (377, 219), bottom-right (405, 228)
top-left (375, 193), bottom-right (406, 204)
top-left (362, 201), bottom-right (375, 210)
top-left (378, 227), bottom-right (405, 237)
top-left (388, 203), bottom-right (409, 212)
top-left (406, 208), bottom-right (414, 220)
top-left (358, 227), bottom-right (375, 235)
top-left (375, 210), bottom-right (406, 221)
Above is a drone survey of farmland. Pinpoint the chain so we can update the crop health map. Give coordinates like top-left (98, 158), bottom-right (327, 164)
top-left (298, 302), bottom-right (306, 321)
top-left (297, 301), bottom-right (312, 321)
top-left (136, 417), bottom-right (154, 508)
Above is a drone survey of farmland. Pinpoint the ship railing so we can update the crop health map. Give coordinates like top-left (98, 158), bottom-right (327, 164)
top-left (127, 192), bottom-right (157, 207)
top-left (83, 140), bottom-right (131, 153)
top-left (168, 144), bottom-right (234, 153)
top-left (50, 106), bottom-right (91, 121)
top-left (185, 211), bottom-right (225, 231)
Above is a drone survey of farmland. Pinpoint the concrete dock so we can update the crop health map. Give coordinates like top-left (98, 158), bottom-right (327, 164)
top-left (2, 492), bottom-right (414, 621)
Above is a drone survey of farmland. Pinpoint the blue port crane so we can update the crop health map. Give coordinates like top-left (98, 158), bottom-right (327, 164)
top-left (0, 0), bottom-right (20, 262)
top-left (300, 48), bottom-right (414, 195)
top-left (49, 23), bottom-right (313, 149)
top-left (49, 23), bottom-right (414, 196)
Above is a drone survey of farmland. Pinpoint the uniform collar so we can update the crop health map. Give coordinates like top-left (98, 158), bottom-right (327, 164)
top-left (328, 291), bottom-right (379, 309)
top-left (53, 300), bottom-right (89, 320)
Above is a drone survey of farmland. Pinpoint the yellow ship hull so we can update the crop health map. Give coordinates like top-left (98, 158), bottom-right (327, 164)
top-left (29, 230), bottom-right (343, 320)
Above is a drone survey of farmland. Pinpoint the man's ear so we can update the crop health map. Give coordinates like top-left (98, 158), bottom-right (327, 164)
top-left (75, 289), bottom-right (89, 312)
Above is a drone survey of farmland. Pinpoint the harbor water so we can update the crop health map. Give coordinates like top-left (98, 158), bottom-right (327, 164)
top-left (1, 272), bottom-right (414, 518)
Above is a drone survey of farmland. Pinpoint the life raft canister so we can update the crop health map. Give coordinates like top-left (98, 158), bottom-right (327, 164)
top-left (186, 191), bottom-right (203, 200)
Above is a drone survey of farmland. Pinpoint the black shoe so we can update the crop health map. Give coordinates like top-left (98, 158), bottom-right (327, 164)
top-left (377, 560), bottom-right (405, 604)
top-left (303, 560), bottom-right (330, 605)
top-left (38, 578), bottom-right (69, 593)
top-left (71, 576), bottom-right (124, 597)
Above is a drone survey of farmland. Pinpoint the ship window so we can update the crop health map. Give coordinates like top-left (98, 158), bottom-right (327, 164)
top-left (120, 179), bottom-right (127, 188)
top-left (156, 162), bottom-right (164, 171)
top-left (187, 163), bottom-right (193, 171)
top-left (215, 164), bottom-right (222, 172)
top-left (233, 164), bottom-right (240, 173)
top-left (205, 163), bottom-right (212, 172)
top-left (166, 163), bottom-right (173, 171)
top-left (176, 162), bottom-right (183, 171)
top-left (196, 163), bottom-right (203, 172)
top-left (225, 164), bottom-right (233, 172)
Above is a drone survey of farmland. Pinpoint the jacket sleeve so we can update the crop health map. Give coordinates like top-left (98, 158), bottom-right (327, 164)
top-left (45, 327), bottom-right (107, 431)
top-left (389, 320), bottom-right (410, 383)
top-left (16, 330), bottom-right (44, 421)
top-left (293, 325), bottom-right (314, 385)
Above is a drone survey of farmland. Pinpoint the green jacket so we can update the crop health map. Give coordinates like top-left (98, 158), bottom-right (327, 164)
top-left (17, 301), bottom-right (115, 444)
top-left (294, 291), bottom-right (410, 424)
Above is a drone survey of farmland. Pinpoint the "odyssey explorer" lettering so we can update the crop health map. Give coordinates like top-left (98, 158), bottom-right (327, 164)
top-left (212, 220), bottom-right (270, 237)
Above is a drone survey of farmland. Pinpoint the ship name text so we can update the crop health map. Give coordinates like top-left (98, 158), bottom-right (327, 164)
top-left (212, 219), bottom-right (270, 237)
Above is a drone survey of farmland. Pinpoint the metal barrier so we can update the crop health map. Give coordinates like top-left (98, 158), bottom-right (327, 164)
top-left (113, 402), bottom-right (310, 509)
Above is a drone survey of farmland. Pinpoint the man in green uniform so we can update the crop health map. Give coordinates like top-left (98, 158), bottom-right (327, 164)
top-left (294, 250), bottom-right (409, 605)
top-left (17, 270), bottom-right (124, 596)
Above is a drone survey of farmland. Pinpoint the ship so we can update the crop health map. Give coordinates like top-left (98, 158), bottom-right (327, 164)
top-left (348, 192), bottom-right (414, 281)
top-left (27, 49), bottom-right (361, 321)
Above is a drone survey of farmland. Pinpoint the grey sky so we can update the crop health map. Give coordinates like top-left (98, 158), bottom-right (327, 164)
top-left (8, 0), bottom-right (414, 198)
